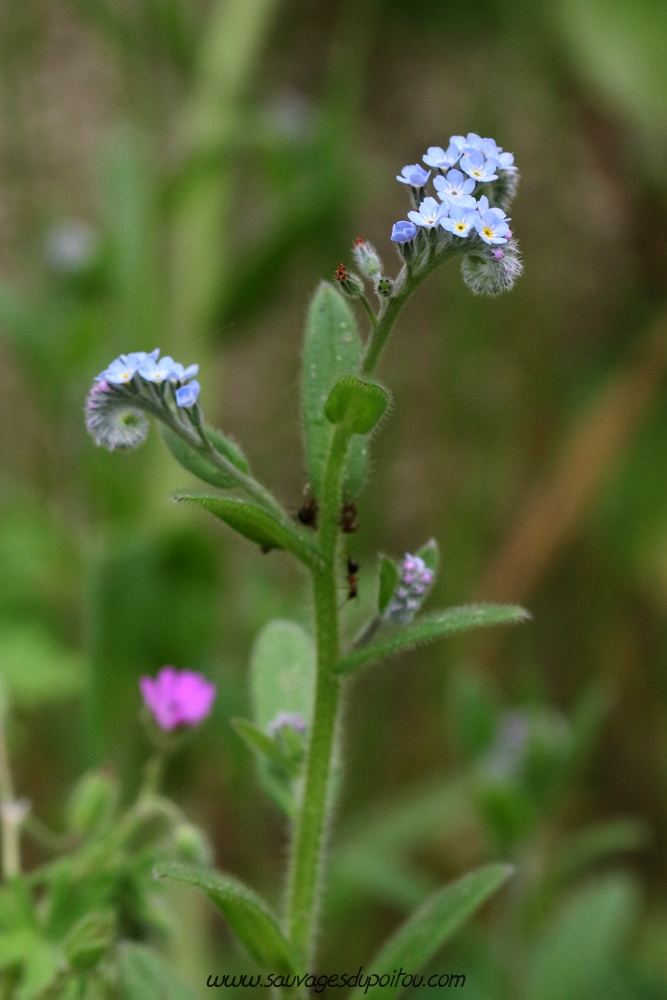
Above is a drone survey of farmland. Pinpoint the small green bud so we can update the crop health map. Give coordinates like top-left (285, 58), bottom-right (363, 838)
top-left (324, 376), bottom-right (389, 435)
top-left (375, 276), bottom-right (393, 298)
top-left (352, 237), bottom-right (383, 279)
top-left (63, 911), bottom-right (115, 972)
top-left (333, 262), bottom-right (364, 298)
top-left (173, 823), bottom-right (212, 866)
top-left (66, 767), bottom-right (119, 836)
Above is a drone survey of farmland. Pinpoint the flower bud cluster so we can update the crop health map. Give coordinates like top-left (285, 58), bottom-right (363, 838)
top-left (383, 553), bottom-right (434, 625)
top-left (390, 132), bottom-right (523, 295)
top-left (85, 349), bottom-right (201, 451)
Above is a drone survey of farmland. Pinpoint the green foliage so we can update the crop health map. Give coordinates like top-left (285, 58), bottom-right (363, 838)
top-left (154, 862), bottom-right (297, 973)
top-left (416, 538), bottom-right (440, 574)
top-left (161, 426), bottom-right (249, 490)
top-left (65, 768), bottom-right (120, 837)
top-left (525, 874), bottom-right (641, 1000)
top-left (324, 375), bottom-right (389, 435)
top-left (250, 620), bottom-right (316, 731)
top-left (378, 556), bottom-right (400, 614)
top-left (336, 605), bottom-right (530, 674)
top-left (62, 910), bottom-right (115, 971)
top-left (172, 493), bottom-right (321, 567)
top-left (118, 943), bottom-right (199, 1000)
top-left (301, 282), bottom-right (369, 500)
top-left (246, 620), bottom-right (315, 814)
top-left (0, 625), bottom-right (82, 708)
top-left (349, 864), bottom-right (513, 1000)
top-left (0, 930), bottom-right (59, 1000)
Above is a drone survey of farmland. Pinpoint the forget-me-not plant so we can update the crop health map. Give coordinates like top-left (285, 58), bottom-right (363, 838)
top-left (0, 129), bottom-right (530, 997)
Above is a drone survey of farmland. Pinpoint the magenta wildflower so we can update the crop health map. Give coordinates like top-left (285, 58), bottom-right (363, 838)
top-left (140, 666), bottom-right (216, 732)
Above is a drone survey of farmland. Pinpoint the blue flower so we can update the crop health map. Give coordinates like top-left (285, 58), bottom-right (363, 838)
top-left (139, 354), bottom-right (177, 383)
top-left (175, 380), bottom-right (201, 408)
top-left (459, 151), bottom-right (499, 182)
top-left (441, 204), bottom-right (478, 238)
top-left (169, 362), bottom-right (199, 383)
top-left (396, 164), bottom-right (431, 187)
top-left (422, 144), bottom-right (460, 169)
top-left (474, 198), bottom-right (511, 244)
top-left (390, 220), bottom-right (418, 243)
top-left (407, 197), bottom-right (447, 229)
top-left (433, 169), bottom-right (476, 203)
top-left (95, 349), bottom-right (159, 384)
top-left (497, 150), bottom-right (517, 172)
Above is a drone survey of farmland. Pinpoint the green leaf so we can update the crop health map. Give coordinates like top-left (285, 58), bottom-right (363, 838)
top-left (0, 625), bottom-right (82, 707)
top-left (416, 538), bottom-right (439, 574)
top-left (349, 864), bottom-right (513, 1000)
top-left (542, 819), bottom-right (650, 899)
top-left (336, 605), bottom-right (530, 675)
top-left (173, 493), bottom-right (320, 568)
top-left (161, 426), bottom-right (248, 490)
top-left (0, 930), bottom-right (60, 1000)
top-left (301, 282), bottom-right (368, 500)
top-left (154, 863), bottom-right (296, 973)
top-left (250, 620), bottom-right (316, 732)
top-left (249, 620), bottom-right (316, 816)
top-left (232, 718), bottom-right (288, 768)
top-left (525, 874), bottom-right (640, 1000)
top-left (324, 376), bottom-right (389, 435)
top-left (118, 942), bottom-right (199, 1000)
top-left (62, 910), bottom-right (115, 972)
top-left (378, 557), bottom-right (399, 614)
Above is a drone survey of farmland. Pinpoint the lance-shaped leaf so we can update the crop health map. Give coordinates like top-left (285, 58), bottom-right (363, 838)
top-left (378, 556), bottom-right (400, 614)
top-left (301, 282), bottom-right (368, 500)
top-left (154, 863), bottom-right (296, 974)
top-left (336, 605), bottom-right (530, 675)
top-left (349, 864), bottom-right (513, 1000)
top-left (325, 376), bottom-right (389, 435)
top-left (162, 426), bottom-right (248, 490)
top-left (173, 493), bottom-right (321, 568)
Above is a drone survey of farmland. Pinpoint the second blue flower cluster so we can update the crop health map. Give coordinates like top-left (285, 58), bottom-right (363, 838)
top-left (392, 132), bottom-right (516, 248)
top-left (96, 349), bottom-right (201, 408)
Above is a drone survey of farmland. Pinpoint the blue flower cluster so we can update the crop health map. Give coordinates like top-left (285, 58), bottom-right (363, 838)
top-left (86, 349), bottom-right (203, 451)
top-left (96, 349), bottom-right (200, 408)
top-left (392, 132), bottom-right (517, 249)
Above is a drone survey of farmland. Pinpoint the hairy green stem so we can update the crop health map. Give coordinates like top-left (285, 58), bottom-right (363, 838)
top-left (287, 425), bottom-right (352, 969)
top-left (361, 244), bottom-right (456, 375)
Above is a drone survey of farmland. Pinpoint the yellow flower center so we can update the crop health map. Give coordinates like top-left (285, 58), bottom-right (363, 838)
top-left (455, 223), bottom-right (466, 232)
top-left (482, 227), bottom-right (494, 238)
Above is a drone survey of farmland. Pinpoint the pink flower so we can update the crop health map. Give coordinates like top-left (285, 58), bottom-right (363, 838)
top-left (139, 667), bottom-right (216, 732)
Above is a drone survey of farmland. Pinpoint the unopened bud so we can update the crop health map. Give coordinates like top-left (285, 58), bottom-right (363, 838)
top-left (63, 911), bottom-right (115, 972)
top-left (333, 262), bottom-right (364, 297)
top-left (461, 242), bottom-right (523, 297)
top-left (66, 767), bottom-right (119, 836)
top-left (173, 823), bottom-right (212, 865)
top-left (352, 238), bottom-right (383, 279)
top-left (375, 276), bottom-right (394, 298)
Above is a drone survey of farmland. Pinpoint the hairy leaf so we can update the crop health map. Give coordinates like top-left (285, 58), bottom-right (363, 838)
top-left (336, 605), bottom-right (530, 675)
top-left (173, 493), bottom-right (320, 568)
top-left (349, 864), bottom-right (513, 1000)
top-left (378, 557), bottom-right (399, 614)
top-left (154, 863), bottom-right (296, 973)
top-left (301, 282), bottom-right (368, 500)
top-left (162, 426), bottom-right (248, 490)
top-left (324, 376), bottom-right (389, 435)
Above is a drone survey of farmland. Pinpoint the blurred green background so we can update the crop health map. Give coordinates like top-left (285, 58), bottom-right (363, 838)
top-left (2, 0), bottom-right (667, 995)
